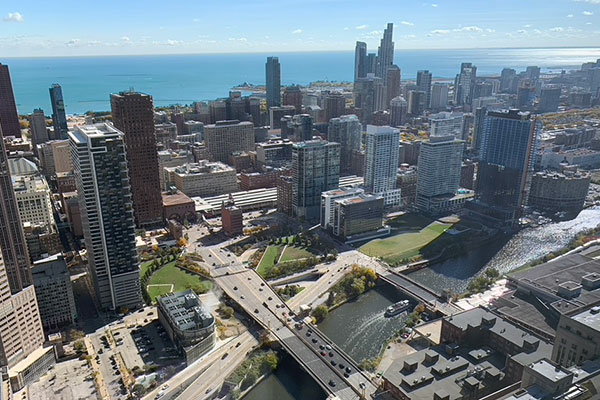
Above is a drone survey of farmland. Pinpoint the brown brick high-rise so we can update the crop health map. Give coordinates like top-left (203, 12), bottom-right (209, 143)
top-left (0, 64), bottom-right (21, 138)
top-left (111, 92), bottom-right (163, 228)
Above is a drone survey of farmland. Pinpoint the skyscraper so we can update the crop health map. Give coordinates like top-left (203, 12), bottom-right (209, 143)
top-left (430, 82), bottom-right (449, 110)
top-left (70, 124), bottom-right (142, 310)
top-left (474, 109), bottom-right (538, 226)
top-left (292, 139), bottom-right (340, 220)
top-left (354, 74), bottom-right (385, 124)
top-left (0, 64), bottom-right (21, 138)
top-left (323, 92), bottom-right (346, 122)
top-left (454, 63), bottom-right (477, 106)
top-left (283, 85), bottom-right (303, 113)
top-left (407, 90), bottom-right (427, 116)
top-left (354, 41), bottom-right (367, 82)
top-left (49, 84), bottom-right (68, 140)
top-left (538, 86), bottom-right (561, 113)
top-left (0, 128), bottom-right (45, 367)
top-left (204, 120), bottom-right (255, 164)
top-left (365, 125), bottom-right (400, 194)
top-left (472, 107), bottom-right (487, 155)
top-left (110, 91), bottom-right (163, 228)
top-left (328, 115), bottom-right (362, 173)
top-left (385, 65), bottom-right (402, 109)
top-left (376, 23), bottom-right (394, 81)
top-left (390, 97), bottom-right (408, 127)
top-left (500, 68), bottom-right (516, 93)
top-left (266, 57), bottom-right (281, 109)
top-left (416, 70), bottom-right (433, 108)
top-left (30, 109), bottom-right (49, 149)
top-left (416, 135), bottom-right (464, 213)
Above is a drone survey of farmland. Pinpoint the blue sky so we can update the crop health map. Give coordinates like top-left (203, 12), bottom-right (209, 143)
top-left (1, 0), bottom-right (599, 57)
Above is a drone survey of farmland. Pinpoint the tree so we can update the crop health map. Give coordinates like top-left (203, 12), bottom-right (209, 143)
top-left (326, 291), bottom-right (336, 307)
top-left (70, 329), bottom-right (86, 340)
top-left (311, 305), bottom-right (329, 322)
top-left (219, 305), bottom-right (234, 319)
top-left (262, 352), bottom-right (279, 372)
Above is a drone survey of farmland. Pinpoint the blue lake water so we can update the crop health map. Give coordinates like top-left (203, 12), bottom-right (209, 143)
top-left (3, 47), bottom-right (600, 114)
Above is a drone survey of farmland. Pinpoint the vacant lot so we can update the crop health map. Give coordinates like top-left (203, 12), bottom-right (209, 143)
top-left (146, 261), bottom-right (212, 301)
top-left (280, 246), bottom-right (313, 262)
top-left (360, 221), bottom-right (452, 264)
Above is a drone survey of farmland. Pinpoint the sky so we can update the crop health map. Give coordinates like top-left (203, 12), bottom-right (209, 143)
top-left (1, 0), bottom-right (599, 57)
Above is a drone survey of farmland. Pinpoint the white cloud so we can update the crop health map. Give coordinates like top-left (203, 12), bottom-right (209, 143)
top-left (567, 14), bottom-right (574, 17)
top-left (486, 28), bottom-right (496, 33)
top-left (517, 29), bottom-right (527, 34)
top-left (343, 27), bottom-right (349, 31)
top-left (3, 12), bottom-right (24, 23)
top-left (292, 29), bottom-right (303, 34)
top-left (583, 10), bottom-right (594, 15)
top-left (523, 24), bottom-right (531, 28)
top-left (121, 36), bottom-right (131, 42)
top-left (403, 34), bottom-right (417, 39)
top-left (166, 39), bottom-right (183, 46)
top-left (66, 38), bottom-right (80, 47)
top-left (454, 25), bottom-right (484, 32)
top-left (355, 24), bottom-right (368, 30)
top-left (228, 37), bottom-right (248, 42)
top-left (400, 21), bottom-right (414, 26)
top-left (550, 26), bottom-right (565, 32)
top-left (362, 30), bottom-right (383, 38)
top-left (574, 0), bottom-right (600, 3)
top-left (431, 29), bottom-right (450, 35)
top-left (431, 3), bottom-right (438, 7)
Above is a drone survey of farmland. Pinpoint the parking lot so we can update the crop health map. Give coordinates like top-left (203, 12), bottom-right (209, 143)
top-left (26, 358), bottom-right (98, 400)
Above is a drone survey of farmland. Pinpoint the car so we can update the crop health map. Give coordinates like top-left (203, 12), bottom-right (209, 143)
top-left (221, 353), bottom-right (228, 360)
top-left (306, 331), bottom-right (311, 337)
top-left (268, 296), bottom-right (272, 301)
top-left (312, 338), bottom-right (318, 343)
top-left (260, 282), bottom-right (265, 287)
top-left (330, 360), bottom-right (337, 367)
top-left (161, 384), bottom-right (169, 390)
top-left (98, 348), bottom-right (103, 354)
top-left (240, 295), bottom-right (245, 299)
top-left (329, 352), bottom-right (334, 357)
top-left (401, 333), bottom-right (410, 339)
top-left (344, 372), bottom-right (350, 378)
top-left (325, 345), bottom-right (332, 350)
top-left (247, 277), bottom-right (251, 281)
top-left (339, 364), bottom-right (345, 370)
top-left (319, 345), bottom-right (325, 350)
top-left (114, 332), bottom-right (120, 336)
top-left (345, 367), bottom-right (351, 374)
top-left (233, 286), bottom-right (238, 290)
top-left (328, 379), bottom-right (336, 387)
top-left (235, 342), bottom-right (241, 348)
top-left (320, 351), bottom-right (327, 356)
top-left (254, 308), bottom-right (259, 313)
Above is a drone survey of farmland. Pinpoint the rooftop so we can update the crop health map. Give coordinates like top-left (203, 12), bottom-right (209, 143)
top-left (571, 306), bottom-right (600, 332)
top-left (157, 290), bottom-right (214, 333)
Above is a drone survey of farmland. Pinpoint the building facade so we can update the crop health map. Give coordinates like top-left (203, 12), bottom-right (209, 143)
top-left (111, 91), bottom-right (164, 228)
top-left (164, 161), bottom-right (238, 198)
top-left (0, 64), bottom-right (21, 138)
top-left (204, 120), bottom-right (255, 164)
top-left (292, 140), bottom-right (340, 220)
top-left (49, 84), bottom-right (68, 140)
top-left (327, 115), bottom-right (362, 173)
top-left (70, 124), bottom-right (142, 310)
top-left (266, 57), bottom-right (281, 109)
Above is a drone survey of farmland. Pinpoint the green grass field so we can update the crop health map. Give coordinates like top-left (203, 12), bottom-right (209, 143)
top-left (280, 246), bottom-right (313, 262)
top-left (140, 260), bottom-right (154, 276)
top-left (359, 221), bottom-right (452, 264)
top-left (146, 261), bottom-right (212, 302)
top-left (256, 246), bottom-right (282, 277)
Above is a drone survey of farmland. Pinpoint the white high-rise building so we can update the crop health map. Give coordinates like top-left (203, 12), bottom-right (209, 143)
top-left (416, 135), bottom-right (465, 213)
top-left (70, 124), bottom-right (142, 310)
top-left (364, 125), bottom-right (401, 206)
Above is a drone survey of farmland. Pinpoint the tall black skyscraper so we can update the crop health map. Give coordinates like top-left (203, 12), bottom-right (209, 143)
top-left (416, 70), bottom-right (433, 108)
top-left (0, 64), bottom-right (21, 138)
top-left (266, 57), bottom-right (281, 109)
top-left (354, 41), bottom-right (367, 82)
top-left (454, 63), bottom-right (477, 106)
top-left (49, 84), bottom-right (68, 139)
top-left (473, 109), bottom-right (538, 226)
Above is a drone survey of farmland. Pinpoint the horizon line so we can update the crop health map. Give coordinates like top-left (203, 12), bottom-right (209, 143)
top-left (2, 45), bottom-right (600, 59)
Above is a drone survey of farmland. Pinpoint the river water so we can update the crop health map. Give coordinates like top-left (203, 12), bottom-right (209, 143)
top-left (408, 207), bottom-right (600, 294)
top-left (245, 207), bottom-right (600, 398)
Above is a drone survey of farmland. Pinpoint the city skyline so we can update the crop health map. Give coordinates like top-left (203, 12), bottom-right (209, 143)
top-left (1, 0), bottom-right (599, 57)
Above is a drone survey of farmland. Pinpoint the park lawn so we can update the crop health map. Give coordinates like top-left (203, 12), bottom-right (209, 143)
top-left (256, 246), bottom-right (282, 277)
top-left (279, 246), bottom-right (313, 262)
top-left (147, 261), bottom-right (212, 302)
top-left (359, 221), bottom-right (453, 264)
top-left (387, 213), bottom-right (434, 231)
top-left (140, 260), bottom-right (154, 276)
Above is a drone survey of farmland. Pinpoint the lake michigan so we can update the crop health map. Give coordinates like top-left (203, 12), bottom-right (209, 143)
top-left (3, 47), bottom-right (600, 114)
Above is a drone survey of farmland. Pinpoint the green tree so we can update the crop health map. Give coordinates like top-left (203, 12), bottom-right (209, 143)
top-left (312, 305), bottom-right (329, 322)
